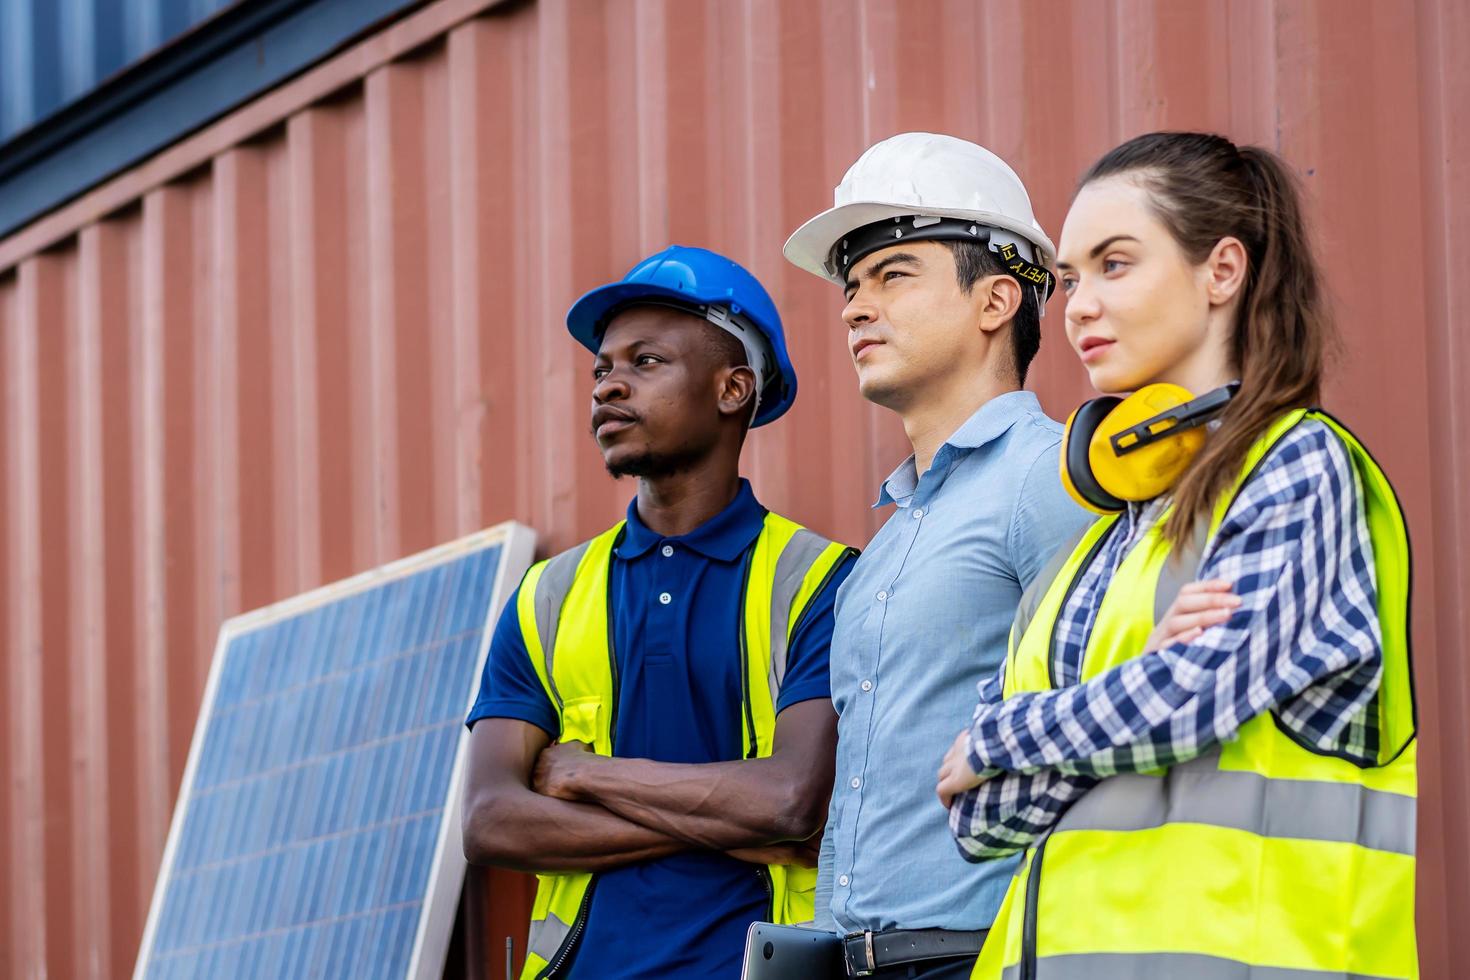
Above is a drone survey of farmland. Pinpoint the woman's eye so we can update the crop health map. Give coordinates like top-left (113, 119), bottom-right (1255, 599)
top-left (1102, 259), bottom-right (1127, 274)
top-left (1061, 277), bottom-right (1078, 294)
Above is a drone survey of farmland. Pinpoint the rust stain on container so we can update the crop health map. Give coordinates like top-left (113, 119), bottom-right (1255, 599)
top-left (1, 0), bottom-right (1466, 977)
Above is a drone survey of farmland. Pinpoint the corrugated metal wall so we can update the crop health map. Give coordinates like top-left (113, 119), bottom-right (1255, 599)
top-left (1, 0), bottom-right (1465, 977)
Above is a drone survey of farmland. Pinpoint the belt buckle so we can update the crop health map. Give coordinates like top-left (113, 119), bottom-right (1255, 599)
top-left (844, 930), bottom-right (876, 976)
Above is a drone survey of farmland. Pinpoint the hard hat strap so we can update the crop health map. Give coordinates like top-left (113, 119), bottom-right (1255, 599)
top-left (828, 215), bottom-right (1055, 305)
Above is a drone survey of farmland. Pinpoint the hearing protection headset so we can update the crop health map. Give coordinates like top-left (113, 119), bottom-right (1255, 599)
top-left (1060, 382), bottom-right (1240, 514)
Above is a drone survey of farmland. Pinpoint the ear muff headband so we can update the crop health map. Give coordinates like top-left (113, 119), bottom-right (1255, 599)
top-left (1061, 396), bottom-right (1127, 514)
top-left (1062, 382), bottom-right (1240, 513)
top-left (1107, 382), bottom-right (1240, 457)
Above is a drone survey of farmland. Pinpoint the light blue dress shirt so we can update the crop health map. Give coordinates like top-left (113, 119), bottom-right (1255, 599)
top-left (816, 390), bottom-right (1090, 934)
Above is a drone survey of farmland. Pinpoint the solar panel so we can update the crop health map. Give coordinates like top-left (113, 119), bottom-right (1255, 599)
top-left (134, 523), bottom-right (535, 980)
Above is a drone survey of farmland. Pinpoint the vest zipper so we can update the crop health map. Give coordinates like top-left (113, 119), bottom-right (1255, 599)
top-left (758, 865), bottom-right (775, 920)
top-left (736, 550), bottom-right (758, 759)
top-left (536, 878), bottom-right (597, 979)
top-left (1020, 835), bottom-right (1048, 980)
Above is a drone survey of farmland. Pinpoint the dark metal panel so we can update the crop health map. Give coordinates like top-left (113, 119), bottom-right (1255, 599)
top-left (0, 0), bottom-right (237, 142)
top-left (0, 0), bottom-right (426, 238)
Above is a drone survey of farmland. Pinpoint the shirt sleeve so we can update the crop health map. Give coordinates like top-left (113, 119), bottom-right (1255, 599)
top-left (949, 769), bottom-right (1100, 860)
top-left (464, 583), bottom-right (560, 737)
top-left (813, 806), bottom-right (838, 932)
top-left (966, 421), bottom-right (1384, 780)
top-left (775, 551), bottom-right (858, 713)
top-left (948, 648), bottom-right (1100, 858)
top-left (1007, 436), bottom-right (1093, 590)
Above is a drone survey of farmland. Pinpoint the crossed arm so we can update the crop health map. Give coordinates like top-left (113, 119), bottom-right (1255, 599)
top-left (461, 699), bottom-right (837, 874)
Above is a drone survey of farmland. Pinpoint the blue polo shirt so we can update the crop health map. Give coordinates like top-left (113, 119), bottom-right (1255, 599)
top-left (467, 480), bottom-right (854, 979)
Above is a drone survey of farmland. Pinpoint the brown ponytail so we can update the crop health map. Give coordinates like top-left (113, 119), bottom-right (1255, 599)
top-left (1078, 132), bottom-right (1332, 546)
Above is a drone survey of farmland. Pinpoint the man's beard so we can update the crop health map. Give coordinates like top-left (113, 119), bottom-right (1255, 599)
top-left (605, 445), bottom-right (703, 480)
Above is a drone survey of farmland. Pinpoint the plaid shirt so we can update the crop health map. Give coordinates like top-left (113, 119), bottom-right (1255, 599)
top-left (950, 419), bottom-right (1385, 859)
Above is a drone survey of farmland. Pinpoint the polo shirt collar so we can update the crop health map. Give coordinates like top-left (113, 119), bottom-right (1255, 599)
top-left (616, 478), bottom-right (768, 562)
top-left (874, 390), bottom-right (1040, 507)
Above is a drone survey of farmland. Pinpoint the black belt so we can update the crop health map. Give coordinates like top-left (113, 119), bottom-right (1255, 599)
top-left (841, 928), bottom-right (987, 976)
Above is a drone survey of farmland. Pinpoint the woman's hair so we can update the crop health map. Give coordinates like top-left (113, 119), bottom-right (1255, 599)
top-left (1079, 131), bottom-right (1331, 546)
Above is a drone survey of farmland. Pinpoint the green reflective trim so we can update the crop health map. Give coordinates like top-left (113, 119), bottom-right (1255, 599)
top-left (1059, 752), bottom-right (1415, 855)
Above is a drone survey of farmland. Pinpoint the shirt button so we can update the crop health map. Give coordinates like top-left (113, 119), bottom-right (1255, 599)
top-left (838, 875), bottom-right (850, 887)
top-left (658, 592), bottom-right (672, 605)
top-left (912, 508), bottom-right (924, 519)
top-left (850, 776), bottom-right (861, 790)
top-left (661, 545), bottom-right (674, 557)
top-left (860, 679), bottom-right (873, 692)
top-left (876, 590), bottom-right (887, 601)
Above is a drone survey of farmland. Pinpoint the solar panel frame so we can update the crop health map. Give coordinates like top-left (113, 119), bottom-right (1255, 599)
top-left (133, 521), bottom-right (536, 980)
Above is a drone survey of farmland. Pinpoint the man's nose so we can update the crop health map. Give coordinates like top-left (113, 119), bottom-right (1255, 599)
top-left (593, 369), bottom-right (630, 404)
top-left (843, 293), bottom-right (877, 328)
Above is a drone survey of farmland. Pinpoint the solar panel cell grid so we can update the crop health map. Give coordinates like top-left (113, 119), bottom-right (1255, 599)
top-left (136, 532), bottom-right (525, 980)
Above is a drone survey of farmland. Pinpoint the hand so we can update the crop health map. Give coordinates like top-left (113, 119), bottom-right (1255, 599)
top-left (531, 740), bottom-right (598, 801)
top-left (1144, 579), bottom-right (1241, 653)
top-left (936, 729), bottom-right (985, 810)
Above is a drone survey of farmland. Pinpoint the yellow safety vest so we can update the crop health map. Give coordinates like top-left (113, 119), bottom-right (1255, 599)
top-left (516, 512), bottom-right (855, 979)
top-left (974, 410), bottom-right (1417, 980)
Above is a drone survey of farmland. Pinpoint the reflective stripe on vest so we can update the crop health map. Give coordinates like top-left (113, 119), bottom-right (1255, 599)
top-left (516, 513), bottom-right (853, 979)
top-left (1057, 749), bottom-right (1414, 856)
top-left (976, 410), bottom-right (1418, 980)
top-left (1002, 954), bottom-right (1401, 980)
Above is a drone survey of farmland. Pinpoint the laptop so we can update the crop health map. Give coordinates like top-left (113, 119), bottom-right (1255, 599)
top-left (740, 921), bottom-right (844, 980)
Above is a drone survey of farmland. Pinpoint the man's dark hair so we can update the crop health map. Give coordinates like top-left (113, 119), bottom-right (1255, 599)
top-left (943, 240), bottom-right (1042, 385)
top-left (701, 321), bottom-right (748, 374)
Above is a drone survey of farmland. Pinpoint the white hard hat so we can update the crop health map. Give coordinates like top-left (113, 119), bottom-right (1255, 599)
top-left (783, 132), bottom-right (1056, 286)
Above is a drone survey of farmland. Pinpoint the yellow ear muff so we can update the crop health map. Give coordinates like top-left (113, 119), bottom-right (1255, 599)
top-left (1060, 396), bottom-right (1127, 514)
top-left (1088, 382), bottom-right (1207, 503)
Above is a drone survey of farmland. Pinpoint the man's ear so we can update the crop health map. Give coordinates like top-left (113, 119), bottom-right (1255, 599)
top-left (977, 275), bottom-right (1022, 335)
top-left (717, 365), bottom-right (758, 421)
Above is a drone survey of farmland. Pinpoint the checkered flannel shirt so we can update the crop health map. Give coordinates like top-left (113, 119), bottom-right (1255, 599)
top-left (950, 419), bottom-right (1385, 859)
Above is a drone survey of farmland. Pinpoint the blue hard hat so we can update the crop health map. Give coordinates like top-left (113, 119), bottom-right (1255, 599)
top-left (566, 245), bottom-right (798, 428)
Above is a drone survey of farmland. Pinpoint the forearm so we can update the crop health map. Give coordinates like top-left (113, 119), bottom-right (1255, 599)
top-left (949, 769), bottom-right (1098, 860)
top-left (462, 786), bottom-right (686, 874)
top-left (572, 754), bottom-right (825, 849)
top-left (965, 650), bottom-right (1225, 779)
